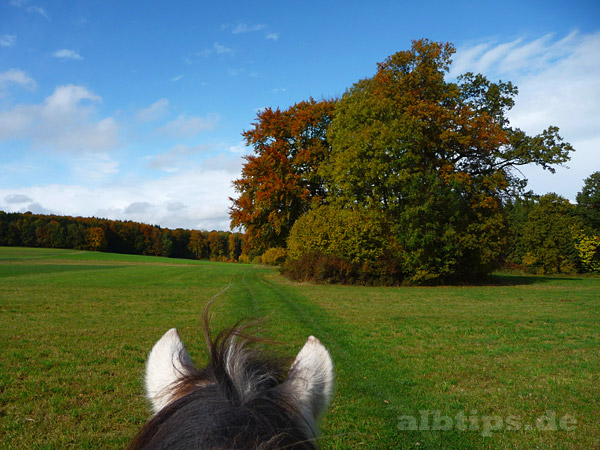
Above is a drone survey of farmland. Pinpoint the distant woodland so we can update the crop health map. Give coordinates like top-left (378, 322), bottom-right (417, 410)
top-left (0, 211), bottom-right (245, 262)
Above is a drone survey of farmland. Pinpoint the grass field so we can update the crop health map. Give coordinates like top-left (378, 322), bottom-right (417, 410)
top-left (0, 247), bottom-right (598, 449)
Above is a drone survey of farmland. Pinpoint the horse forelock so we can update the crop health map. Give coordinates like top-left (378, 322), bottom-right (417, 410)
top-left (129, 320), bottom-right (318, 450)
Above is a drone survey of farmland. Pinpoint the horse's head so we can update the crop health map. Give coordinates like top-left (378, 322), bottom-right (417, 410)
top-left (129, 321), bottom-right (334, 449)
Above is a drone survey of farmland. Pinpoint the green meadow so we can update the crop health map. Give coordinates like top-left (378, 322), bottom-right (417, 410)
top-left (0, 247), bottom-right (598, 449)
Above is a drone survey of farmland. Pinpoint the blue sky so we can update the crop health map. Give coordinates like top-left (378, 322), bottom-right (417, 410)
top-left (1, 0), bottom-right (599, 230)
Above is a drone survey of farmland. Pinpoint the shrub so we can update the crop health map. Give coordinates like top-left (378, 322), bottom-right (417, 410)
top-left (284, 206), bottom-right (401, 285)
top-left (237, 254), bottom-right (253, 264)
top-left (261, 247), bottom-right (288, 266)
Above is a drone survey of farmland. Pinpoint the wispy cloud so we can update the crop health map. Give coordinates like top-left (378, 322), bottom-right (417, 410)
top-left (52, 49), bottom-right (83, 60)
top-left (228, 68), bottom-right (244, 76)
top-left (147, 144), bottom-right (211, 172)
top-left (10, 0), bottom-right (50, 20)
top-left (71, 152), bottom-right (120, 182)
top-left (0, 34), bottom-right (17, 47)
top-left (158, 113), bottom-right (219, 138)
top-left (0, 84), bottom-right (118, 152)
top-left (136, 98), bottom-right (170, 122)
top-left (228, 142), bottom-right (250, 154)
top-left (0, 69), bottom-right (37, 91)
top-left (199, 42), bottom-right (233, 58)
top-left (449, 32), bottom-right (581, 79)
top-left (170, 74), bottom-right (184, 82)
top-left (74, 17), bottom-right (88, 27)
top-left (27, 5), bottom-right (50, 20)
top-left (451, 31), bottom-right (600, 200)
top-left (266, 33), bottom-right (279, 41)
top-left (232, 23), bottom-right (266, 34)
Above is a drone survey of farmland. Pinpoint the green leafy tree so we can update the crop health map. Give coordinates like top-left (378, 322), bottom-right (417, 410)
top-left (324, 39), bottom-right (573, 283)
top-left (504, 193), bottom-right (538, 267)
top-left (520, 194), bottom-right (580, 274)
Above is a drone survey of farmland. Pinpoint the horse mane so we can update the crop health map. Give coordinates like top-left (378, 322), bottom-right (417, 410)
top-left (128, 307), bottom-right (320, 450)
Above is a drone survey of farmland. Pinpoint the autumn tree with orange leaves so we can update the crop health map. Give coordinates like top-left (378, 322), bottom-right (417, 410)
top-left (229, 98), bottom-right (336, 254)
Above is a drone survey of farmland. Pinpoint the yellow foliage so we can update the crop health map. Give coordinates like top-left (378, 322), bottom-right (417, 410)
top-left (572, 228), bottom-right (600, 272)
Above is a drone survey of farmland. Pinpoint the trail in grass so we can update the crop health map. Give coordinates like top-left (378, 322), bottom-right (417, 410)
top-left (215, 269), bottom-right (427, 448)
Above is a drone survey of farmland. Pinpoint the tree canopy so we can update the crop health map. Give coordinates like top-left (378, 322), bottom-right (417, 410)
top-left (322, 39), bottom-right (572, 282)
top-left (229, 98), bottom-right (336, 254)
top-left (576, 171), bottom-right (600, 230)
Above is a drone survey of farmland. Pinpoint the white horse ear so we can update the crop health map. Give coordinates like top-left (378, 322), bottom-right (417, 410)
top-left (286, 336), bottom-right (334, 434)
top-left (145, 328), bottom-right (193, 414)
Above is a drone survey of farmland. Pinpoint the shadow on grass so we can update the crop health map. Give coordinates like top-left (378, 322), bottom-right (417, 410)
top-left (480, 273), bottom-right (583, 286)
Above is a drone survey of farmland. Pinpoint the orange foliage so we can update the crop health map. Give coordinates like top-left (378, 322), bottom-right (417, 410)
top-left (230, 98), bottom-right (336, 254)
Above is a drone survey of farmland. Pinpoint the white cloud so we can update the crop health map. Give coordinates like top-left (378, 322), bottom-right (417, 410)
top-left (451, 31), bottom-right (600, 201)
top-left (71, 152), bottom-right (119, 182)
top-left (0, 84), bottom-right (119, 152)
top-left (199, 42), bottom-right (233, 58)
top-left (0, 154), bottom-right (244, 230)
top-left (266, 33), bottom-right (279, 41)
top-left (158, 113), bottom-right (219, 138)
top-left (136, 98), bottom-right (170, 122)
top-left (232, 23), bottom-right (266, 34)
top-left (52, 49), bottom-right (83, 60)
top-left (0, 69), bottom-right (37, 91)
top-left (9, 0), bottom-right (50, 20)
top-left (214, 42), bottom-right (232, 55)
top-left (25, 202), bottom-right (55, 215)
top-left (124, 201), bottom-right (153, 214)
top-left (147, 144), bottom-right (211, 172)
top-left (228, 142), bottom-right (250, 154)
top-left (0, 35), bottom-right (17, 47)
top-left (228, 68), bottom-right (244, 76)
top-left (170, 74), bottom-right (184, 82)
top-left (26, 5), bottom-right (50, 21)
top-left (4, 194), bottom-right (33, 204)
top-left (167, 202), bottom-right (186, 212)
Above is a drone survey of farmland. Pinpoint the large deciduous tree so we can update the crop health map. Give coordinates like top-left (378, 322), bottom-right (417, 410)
top-left (324, 39), bottom-right (573, 283)
top-left (230, 98), bottom-right (336, 254)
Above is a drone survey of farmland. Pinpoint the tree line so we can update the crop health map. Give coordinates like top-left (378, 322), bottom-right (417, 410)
top-left (0, 211), bottom-right (246, 262)
top-left (230, 39), bottom-right (600, 283)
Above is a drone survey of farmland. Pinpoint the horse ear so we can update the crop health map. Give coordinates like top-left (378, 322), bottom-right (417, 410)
top-left (286, 336), bottom-right (334, 432)
top-left (145, 328), bottom-right (193, 414)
